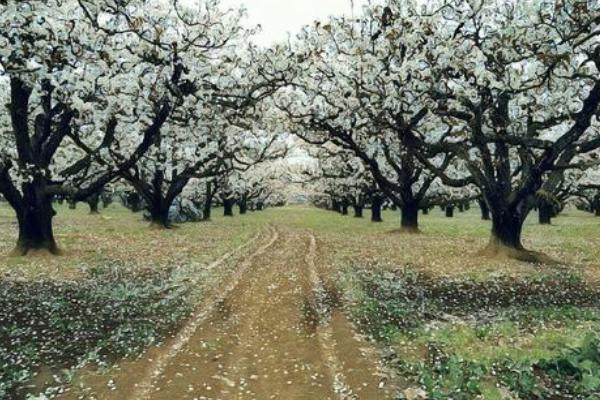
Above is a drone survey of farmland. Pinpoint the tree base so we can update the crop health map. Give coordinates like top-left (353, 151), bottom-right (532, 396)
top-left (11, 245), bottom-right (62, 257)
top-left (389, 227), bottom-right (421, 234)
top-left (149, 222), bottom-right (177, 230)
top-left (479, 243), bottom-right (559, 265)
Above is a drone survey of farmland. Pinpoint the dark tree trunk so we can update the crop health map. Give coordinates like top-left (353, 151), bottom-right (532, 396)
top-left (445, 206), bottom-right (454, 218)
top-left (353, 205), bottom-right (363, 218)
top-left (256, 202), bottom-right (264, 211)
top-left (15, 182), bottom-right (59, 255)
top-left (341, 202), bottom-right (349, 215)
top-left (400, 201), bottom-right (419, 232)
top-left (371, 197), bottom-right (383, 223)
top-left (490, 210), bottom-right (525, 250)
top-left (422, 208), bottom-right (429, 215)
top-left (148, 205), bottom-right (171, 228)
top-left (224, 199), bottom-right (234, 217)
top-left (239, 196), bottom-right (248, 215)
top-left (68, 200), bottom-right (76, 210)
top-left (87, 193), bottom-right (100, 214)
top-left (458, 204), bottom-right (464, 212)
top-left (592, 194), bottom-right (600, 216)
top-left (478, 199), bottom-right (491, 220)
top-left (203, 200), bottom-right (212, 221)
top-left (538, 201), bottom-right (553, 225)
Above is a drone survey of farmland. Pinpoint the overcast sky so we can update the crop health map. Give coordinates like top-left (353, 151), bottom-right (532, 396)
top-left (219, 0), bottom-right (368, 45)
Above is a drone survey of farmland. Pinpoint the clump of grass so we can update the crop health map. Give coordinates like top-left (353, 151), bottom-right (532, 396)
top-left (338, 265), bottom-right (600, 399)
top-left (0, 263), bottom-right (195, 399)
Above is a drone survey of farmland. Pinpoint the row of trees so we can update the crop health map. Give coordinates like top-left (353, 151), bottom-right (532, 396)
top-left (1, 0), bottom-right (599, 263)
top-left (275, 0), bottom-right (600, 261)
top-left (0, 0), bottom-right (292, 254)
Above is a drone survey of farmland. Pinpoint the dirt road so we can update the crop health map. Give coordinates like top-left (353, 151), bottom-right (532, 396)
top-left (61, 226), bottom-right (392, 400)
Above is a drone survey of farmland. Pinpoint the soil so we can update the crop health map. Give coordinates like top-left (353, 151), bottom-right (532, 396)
top-left (58, 226), bottom-right (392, 400)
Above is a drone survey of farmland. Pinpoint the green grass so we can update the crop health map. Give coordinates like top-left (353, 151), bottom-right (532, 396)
top-left (268, 206), bottom-right (600, 281)
top-left (0, 203), bottom-right (265, 280)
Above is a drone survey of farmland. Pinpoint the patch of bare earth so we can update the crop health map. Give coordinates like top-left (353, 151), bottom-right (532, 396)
top-left (59, 226), bottom-right (390, 399)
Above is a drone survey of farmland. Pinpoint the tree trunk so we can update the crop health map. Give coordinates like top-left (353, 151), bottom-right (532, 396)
top-left (371, 197), bottom-right (383, 223)
top-left (203, 200), bottom-right (212, 221)
top-left (15, 183), bottom-right (59, 255)
top-left (256, 202), bottom-right (264, 211)
top-left (224, 199), bottom-right (234, 217)
top-left (538, 201), bottom-right (553, 225)
top-left (148, 205), bottom-right (171, 228)
top-left (341, 202), bottom-right (349, 215)
top-left (478, 199), bottom-right (491, 220)
top-left (490, 211), bottom-right (524, 250)
top-left (239, 196), bottom-right (248, 215)
top-left (445, 206), bottom-right (454, 218)
top-left (483, 202), bottom-right (556, 263)
top-left (400, 201), bottom-right (419, 232)
top-left (353, 205), bottom-right (363, 218)
top-left (422, 208), bottom-right (429, 215)
top-left (87, 193), bottom-right (100, 214)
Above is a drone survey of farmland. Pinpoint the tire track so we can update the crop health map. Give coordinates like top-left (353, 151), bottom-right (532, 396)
top-left (305, 231), bottom-right (394, 399)
top-left (305, 232), bottom-right (356, 399)
top-left (131, 226), bottom-right (280, 400)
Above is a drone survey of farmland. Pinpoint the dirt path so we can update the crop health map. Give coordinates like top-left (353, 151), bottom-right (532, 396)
top-left (61, 226), bottom-right (392, 400)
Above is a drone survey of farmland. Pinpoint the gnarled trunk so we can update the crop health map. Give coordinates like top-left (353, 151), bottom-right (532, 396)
top-left (15, 182), bottom-right (59, 255)
top-left (239, 196), bottom-right (248, 215)
top-left (538, 201), bottom-right (553, 225)
top-left (87, 193), bottom-right (100, 214)
top-left (490, 211), bottom-right (524, 250)
top-left (148, 204), bottom-right (171, 228)
top-left (371, 196), bottom-right (383, 222)
top-left (478, 199), bottom-right (490, 220)
top-left (400, 201), bottom-right (419, 232)
top-left (223, 199), bottom-right (234, 217)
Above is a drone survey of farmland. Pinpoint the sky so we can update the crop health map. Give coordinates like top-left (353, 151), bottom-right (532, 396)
top-left (219, 0), bottom-right (368, 45)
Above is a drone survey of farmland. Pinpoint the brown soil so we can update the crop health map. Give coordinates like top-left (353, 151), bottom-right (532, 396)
top-left (58, 226), bottom-right (392, 400)
top-left (479, 243), bottom-right (561, 265)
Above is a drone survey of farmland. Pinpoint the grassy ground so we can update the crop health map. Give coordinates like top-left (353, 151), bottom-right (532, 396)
top-left (2, 203), bottom-right (599, 281)
top-left (2, 203), bottom-right (600, 399)
top-left (0, 203), bottom-right (262, 280)
top-left (0, 203), bottom-right (265, 398)
top-left (277, 206), bottom-right (600, 282)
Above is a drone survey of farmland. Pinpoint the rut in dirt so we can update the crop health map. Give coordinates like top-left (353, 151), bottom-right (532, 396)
top-left (60, 226), bottom-right (392, 400)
